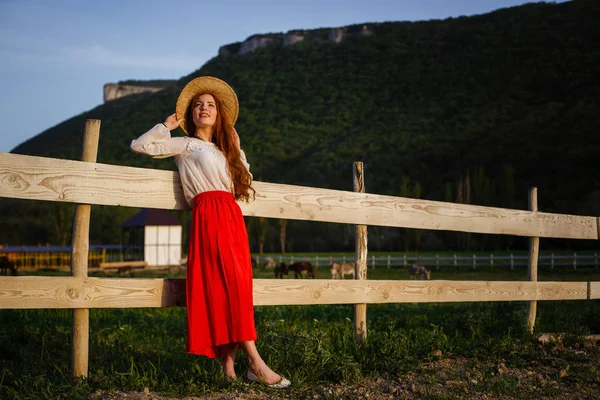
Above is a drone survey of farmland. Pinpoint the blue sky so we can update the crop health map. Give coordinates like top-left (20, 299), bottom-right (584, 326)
top-left (0, 0), bottom-right (565, 153)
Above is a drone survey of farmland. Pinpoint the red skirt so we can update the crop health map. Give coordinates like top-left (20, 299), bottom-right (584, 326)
top-left (186, 190), bottom-right (257, 358)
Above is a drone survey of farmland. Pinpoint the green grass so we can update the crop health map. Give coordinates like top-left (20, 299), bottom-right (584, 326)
top-left (1, 300), bottom-right (599, 399)
top-left (2, 266), bottom-right (600, 399)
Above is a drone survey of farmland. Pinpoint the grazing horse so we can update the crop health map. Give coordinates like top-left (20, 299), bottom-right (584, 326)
top-left (408, 264), bottom-right (431, 280)
top-left (0, 256), bottom-right (16, 276)
top-left (274, 262), bottom-right (289, 278)
top-left (263, 257), bottom-right (276, 270)
top-left (330, 262), bottom-right (355, 279)
top-left (288, 261), bottom-right (316, 279)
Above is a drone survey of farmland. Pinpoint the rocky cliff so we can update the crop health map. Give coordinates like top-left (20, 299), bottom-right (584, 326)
top-left (218, 24), bottom-right (374, 56)
top-left (103, 83), bottom-right (170, 103)
top-left (105, 23), bottom-right (373, 100)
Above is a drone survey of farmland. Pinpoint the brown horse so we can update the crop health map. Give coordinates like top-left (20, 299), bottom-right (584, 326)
top-left (274, 262), bottom-right (289, 278)
top-left (0, 256), bottom-right (16, 276)
top-left (408, 264), bottom-right (431, 280)
top-left (330, 262), bottom-right (355, 279)
top-left (287, 261), bottom-right (316, 279)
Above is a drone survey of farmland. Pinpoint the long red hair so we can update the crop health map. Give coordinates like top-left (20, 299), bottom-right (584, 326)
top-left (185, 94), bottom-right (255, 202)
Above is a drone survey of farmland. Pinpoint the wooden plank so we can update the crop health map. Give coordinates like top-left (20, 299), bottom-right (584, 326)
top-left (353, 161), bottom-right (367, 344)
top-left (254, 280), bottom-right (589, 305)
top-left (0, 277), bottom-right (186, 309)
top-left (0, 152), bottom-right (596, 239)
top-left (0, 277), bottom-right (591, 309)
top-left (100, 261), bottom-right (147, 269)
top-left (244, 185), bottom-right (597, 240)
top-left (590, 282), bottom-right (600, 300)
top-left (527, 187), bottom-right (540, 333)
top-left (71, 119), bottom-right (100, 380)
top-left (0, 152), bottom-right (187, 210)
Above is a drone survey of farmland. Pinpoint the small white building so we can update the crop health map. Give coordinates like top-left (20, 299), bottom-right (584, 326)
top-left (121, 209), bottom-right (182, 267)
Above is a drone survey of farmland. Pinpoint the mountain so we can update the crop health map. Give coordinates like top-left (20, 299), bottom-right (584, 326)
top-left (4, 0), bottom-right (600, 252)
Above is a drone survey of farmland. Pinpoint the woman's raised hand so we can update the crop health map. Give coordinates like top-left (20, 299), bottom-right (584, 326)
top-left (163, 113), bottom-right (183, 131)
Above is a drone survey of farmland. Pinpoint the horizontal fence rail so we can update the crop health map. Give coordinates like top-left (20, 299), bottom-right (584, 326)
top-left (0, 277), bottom-right (598, 309)
top-left (0, 152), bottom-right (597, 239)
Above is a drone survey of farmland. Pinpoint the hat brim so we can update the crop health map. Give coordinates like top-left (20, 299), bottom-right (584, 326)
top-left (176, 76), bottom-right (239, 135)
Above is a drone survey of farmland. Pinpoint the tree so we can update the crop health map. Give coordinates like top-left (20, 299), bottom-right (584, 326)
top-left (257, 218), bottom-right (268, 255)
top-left (278, 219), bottom-right (288, 254)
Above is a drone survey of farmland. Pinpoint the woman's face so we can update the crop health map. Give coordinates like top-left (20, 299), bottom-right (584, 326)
top-left (191, 93), bottom-right (218, 129)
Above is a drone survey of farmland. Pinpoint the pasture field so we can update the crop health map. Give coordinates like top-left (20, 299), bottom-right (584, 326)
top-left (253, 258), bottom-right (600, 282)
top-left (1, 266), bottom-right (599, 399)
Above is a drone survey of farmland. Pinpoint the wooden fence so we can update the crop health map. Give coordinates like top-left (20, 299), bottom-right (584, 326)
top-left (0, 120), bottom-right (599, 380)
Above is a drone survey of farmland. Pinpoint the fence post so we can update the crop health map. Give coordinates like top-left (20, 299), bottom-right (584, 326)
top-left (510, 253), bottom-right (514, 270)
top-left (371, 254), bottom-right (375, 269)
top-left (573, 252), bottom-right (577, 271)
top-left (490, 253), bottom-right (494, 267)
top-left (403, 254), bottom-right (406, 268)
top-left (527, 187), bottom-right (540, 333)
top-left (595, 252), bottom-right (598, 269)
top-left (453, 253), bottom-right (457, 268)
top-left (71, 119), bottom-right (100, 380)
top-left (388, 255), bottom-right (391, 269)
top-left (316, 255), bottom-right (319, 268)
top-left (436, 255), bottom-right (439, 270)
top-left (353, 162), bottom-right (367, 344)
top-left (551, 253), bottom-right (554, 270)
top-left (472, 254), bottom-right (476, 270)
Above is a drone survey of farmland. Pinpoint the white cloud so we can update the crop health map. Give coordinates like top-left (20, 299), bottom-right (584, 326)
top-left (0, 17), bottom-right (213, 73)
top-left (0, 34), bottom-right (209, 72)
top-left (60, 44), bottom-right (208, 70)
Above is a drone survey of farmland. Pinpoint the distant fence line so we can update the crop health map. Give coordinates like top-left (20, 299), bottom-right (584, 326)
top-left (255, 252), bottom-right (600, 270)
top-left (4, 247), bottom-right (598, 271)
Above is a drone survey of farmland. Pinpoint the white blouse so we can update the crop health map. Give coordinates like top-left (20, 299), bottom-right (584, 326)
top-left (131, 123), bottom-right (251, 206)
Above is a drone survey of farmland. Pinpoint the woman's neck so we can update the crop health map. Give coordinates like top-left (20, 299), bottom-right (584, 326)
top-left (194, 127), bottom-right (213, 142)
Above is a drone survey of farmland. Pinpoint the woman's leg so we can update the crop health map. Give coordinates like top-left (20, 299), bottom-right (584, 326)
top-left (239, 340), bottom-right (282, 385)
top-left (220, 343), bottom-right (239, 379)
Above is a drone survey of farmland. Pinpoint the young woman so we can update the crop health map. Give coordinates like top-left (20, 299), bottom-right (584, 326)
top-left (131, 76), bottom-right (290, 388)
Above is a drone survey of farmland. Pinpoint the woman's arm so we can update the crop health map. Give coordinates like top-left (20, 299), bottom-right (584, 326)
top-left (233, 127), bottom-right (252, 176)
top-left (131, 113), bottom-right (187, 159)
top-left (240, 149), bottom-right (252, 177)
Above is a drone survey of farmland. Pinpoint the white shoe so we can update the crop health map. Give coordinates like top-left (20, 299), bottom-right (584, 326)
top-left (246, 370), bottom-right (291, 388)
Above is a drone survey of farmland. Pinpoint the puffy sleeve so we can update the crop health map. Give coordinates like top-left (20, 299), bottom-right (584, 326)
top-left (131, 124), bottom-right (189, 159)
top-left (240, 149), bottom-right (253, 178)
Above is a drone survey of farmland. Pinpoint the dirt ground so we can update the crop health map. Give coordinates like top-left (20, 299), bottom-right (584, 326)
top-left (92, 340), bottom-right (600, 400)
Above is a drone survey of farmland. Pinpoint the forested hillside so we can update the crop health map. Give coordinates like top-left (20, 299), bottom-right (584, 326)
top-left (4, 0), bottom-right (600, 252)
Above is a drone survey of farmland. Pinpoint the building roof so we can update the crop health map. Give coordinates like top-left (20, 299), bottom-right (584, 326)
top-left (121, 209), bottom-right (182, 228)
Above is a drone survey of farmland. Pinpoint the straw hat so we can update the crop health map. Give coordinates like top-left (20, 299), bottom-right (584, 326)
top-left (176, 76), bottom-right (239, 135)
